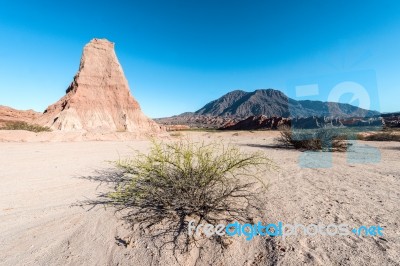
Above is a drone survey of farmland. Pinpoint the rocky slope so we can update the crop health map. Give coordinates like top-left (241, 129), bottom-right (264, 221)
top-left (156, 89), bottom-right (382, 129)
top-left (195, 89), bottom-right (380, 118)
top-left (35, 38), bottom-right (162, 133)
top-left (220, 115), bottom-right (384, 130)
top-left (154, 115), bottom-right (239, 129)
top-left (0, 106), bottom-right (41, 127)
top-left (155, 113), bottom-right (387, 130)
top-left (221, 115), bottom-right (289, 130)
top-left (381, 112), bottom-right (400, 128)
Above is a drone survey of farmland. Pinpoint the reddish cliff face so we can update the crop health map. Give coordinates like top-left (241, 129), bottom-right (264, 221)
top-left (36, 38), bottom-right (162, 133)
top-left (0, 106), bottom-right (41, 126)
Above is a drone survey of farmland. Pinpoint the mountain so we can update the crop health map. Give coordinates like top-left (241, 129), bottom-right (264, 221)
top-left (194, 89), bottom-right (379, 118)
top-left (35, 38), bottom-right (162, 133)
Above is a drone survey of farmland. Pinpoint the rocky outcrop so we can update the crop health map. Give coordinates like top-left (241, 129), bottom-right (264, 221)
top-left (220, 115), bottom-right (384, 130)
top-left (155, 115), bottom-right (239, 129)
top-left (381, 112), bottom-right (400, 128)
top-left (220, 115), bottom-right (289, 130)
top-left (0, 106), bottom-right (41, 127)
top-left (36, 38), bottom-right (162, 133)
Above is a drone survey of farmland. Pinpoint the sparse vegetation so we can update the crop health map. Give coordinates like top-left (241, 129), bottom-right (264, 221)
top-left (276, 127), bottom-right (348, 151)
top-left (169, 131), bottom-right (183, 137)
top-left (358, 132), bottom-right (400, 142)
top-left (96, 139), bottom-right (273, 253)
top-left (0, 121), bottom-right (51, 132)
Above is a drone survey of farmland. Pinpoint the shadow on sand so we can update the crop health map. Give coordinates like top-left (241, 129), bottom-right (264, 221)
top-left (72, 169), bottom-right (238, 263)
top-left (241, 143), bottom-right (295, 150)
top-left (382, 145), bottom-right (400, 151)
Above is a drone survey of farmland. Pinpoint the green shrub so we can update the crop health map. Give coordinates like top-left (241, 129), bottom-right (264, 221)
top-left (0, 121), bottom-right (51, 132)
top-left (276, 127), bottom-right (348, 151)
top-left (107, 139), bottom-right (273, 252)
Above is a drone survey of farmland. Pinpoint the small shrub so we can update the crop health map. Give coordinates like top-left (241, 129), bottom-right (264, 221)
top-left (105, 139), bottom-right (273, 252)
top-left (358, 132), bottom-right (400, 142)
top-left (0, 121), bottom-right (51, 132)
top-left (169, 131), bottom-right (183, 137)
top-left (276, 127), bottom-right (348, 151)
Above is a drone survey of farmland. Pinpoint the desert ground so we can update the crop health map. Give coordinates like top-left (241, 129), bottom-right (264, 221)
top-left (0, 131), bottom-right (399, 265)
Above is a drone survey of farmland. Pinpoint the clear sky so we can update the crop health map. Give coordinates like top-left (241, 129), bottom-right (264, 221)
top-left (0, 0), bottom-right (399, 118)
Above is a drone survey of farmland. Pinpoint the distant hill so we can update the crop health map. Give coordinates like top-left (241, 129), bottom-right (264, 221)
top-left (0, 105), bottom-right (41, 127)
top-left (381, 112), bottom-right (400, 117)
top-left (194, 89), bottom-right (380, 118)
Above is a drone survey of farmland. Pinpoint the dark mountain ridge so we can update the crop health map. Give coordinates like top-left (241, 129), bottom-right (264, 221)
top-left (194, 89), bottom-right (380, 118)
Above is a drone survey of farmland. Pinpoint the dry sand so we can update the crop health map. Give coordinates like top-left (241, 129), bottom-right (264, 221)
top-left (0, 131), bottom-right (399, 265)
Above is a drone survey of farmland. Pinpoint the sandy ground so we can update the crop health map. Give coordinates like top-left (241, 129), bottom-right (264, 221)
top-left (0, 131), bottom-right (399, 265)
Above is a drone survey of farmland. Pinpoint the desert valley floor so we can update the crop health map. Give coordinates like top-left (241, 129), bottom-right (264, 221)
top-left (0, 131), bottom-right (399, 266)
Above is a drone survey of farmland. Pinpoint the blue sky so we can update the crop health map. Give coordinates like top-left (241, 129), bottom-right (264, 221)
top-left (0, 0), bottom-right (399, 117)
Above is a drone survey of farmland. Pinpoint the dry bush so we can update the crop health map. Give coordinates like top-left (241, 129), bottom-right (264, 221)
top-left (169, 131), bottom-right (183, 137)
top-left (358, 132), bottom-right (400, 142)
top-left (92, 139), bottom-right (273, 253)
top-left (276, 127), bottom-right (348, 151)
top-left (0, 121), bottom-right (51, 132)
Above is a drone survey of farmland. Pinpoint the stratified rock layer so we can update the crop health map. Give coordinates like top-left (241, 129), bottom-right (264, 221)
top-left (37, 38), bottom-right (162, 133)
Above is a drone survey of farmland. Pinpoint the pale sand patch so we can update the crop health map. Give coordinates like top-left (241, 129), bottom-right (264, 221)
top-left (0, 131), bottom-right (399, 265)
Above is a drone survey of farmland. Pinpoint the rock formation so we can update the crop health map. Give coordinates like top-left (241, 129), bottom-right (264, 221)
top-left (0, 105), bottom-right (41, 127)
top-left (220, 115), bottom-right (289, 130)
top-left (381, 112), bottom-right (400, 128)
top-left (155, 115), bottom-right (239, 129)
top-left (36, 38), bottom-right (162, 133)
top-left (220, 115), bottom-right (384, 130)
